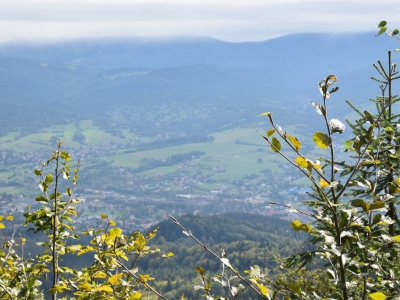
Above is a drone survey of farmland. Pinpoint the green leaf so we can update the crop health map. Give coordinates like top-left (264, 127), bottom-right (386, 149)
top-left (378, 20), bottom-right (387, 27)
top-left (351, 199), bottom-right (366, 208)
top-left (369, 201), bottom-right (386, 211)
top-left (384, 126), bottom-right (393, 132)
top-left (60, 151), bottom-right (72, 161)
top-left (266, 129), bottom-right (275, 137)
top-left (370, 292), bottom-right (387, 300)
top-left (329, 86), bottom-right (339, 94)
top-left (373, 214), bottom-right (383, 225)
top-left (393, 29), bottom-right (399, 36)
top-left (44, 174), bottom-right (53, 185)
top-left (34, 169), bottom-right (42, 176)
top-left (343, 140), bottom-right (353, 150)
top-left (270, 137), bottom-right (281, 152)
top-left (364, 110), bottom-right (374, 123)
top-left (287, 283), bottom-right (301, 294)
top-left (313, 132), bottom-right (329, 149)
top-left (26, 275), bottom-right (39, 289)
top-left (35, 195), bottom-right (49, 203)
top-left (376, 27), bottom-right (387, 36)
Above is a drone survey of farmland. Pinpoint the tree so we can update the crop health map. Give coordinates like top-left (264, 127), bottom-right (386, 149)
top-left (170, 22), bottom-right (400, 299)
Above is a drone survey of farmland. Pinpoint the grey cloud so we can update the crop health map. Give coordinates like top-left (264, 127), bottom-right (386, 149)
top-left (0, 0), bottom-right (398, 42)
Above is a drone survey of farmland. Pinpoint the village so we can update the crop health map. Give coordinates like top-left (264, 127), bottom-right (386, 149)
top-left (0, 142), bottom-right (315, 232)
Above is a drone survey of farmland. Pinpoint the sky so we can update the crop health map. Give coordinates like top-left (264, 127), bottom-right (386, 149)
top-left (0, 0), bottom-right (399, 43)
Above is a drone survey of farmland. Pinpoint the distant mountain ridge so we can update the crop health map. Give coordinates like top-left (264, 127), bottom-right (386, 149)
top-left (0, 32), bottom-right (396, 137)
top-left (0, 32), bottom-right (395, 73)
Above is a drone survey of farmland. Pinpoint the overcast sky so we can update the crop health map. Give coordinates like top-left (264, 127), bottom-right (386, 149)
top-left (0, 0), bottom-right (399, 43)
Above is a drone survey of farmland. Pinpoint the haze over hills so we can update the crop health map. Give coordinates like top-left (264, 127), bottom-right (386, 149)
top-left (0, 32), bottom-right (396, 138)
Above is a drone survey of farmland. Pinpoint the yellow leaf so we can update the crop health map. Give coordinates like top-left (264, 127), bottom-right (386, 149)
top-left (93, 271), bottom-right (108, 278)
top-left (393, 235), bottom-right (400, 242)
top-left (195, 266), bottom-right (205, 275)
top-left (0, 223), bottom-right (5, 229)
top-left (98, 285), bottom-right (113, 293)
top-left (129, 292), bottom-right (142, 300)
top-left (108, 273), bottom-right (123, 285)
top-left (77, 282), bottom-right (92, 291)
top-left (107, 228), bottom-right (122, 244)
top-left (134, 234), bottom-right (146, 251)
top-left (250, 279), bottom-right (268, 296)
top-left (261, 112), bottom-right (272, 117)
top-left (0, 216), bottom-right (4, 222)
top-left (77, 246), bottom-right (95, 256)
top-left (369, 292), bottom-right (387, 300)
top-left (295, 157), bottom-right (308, 168)
top-left (313, 132), bottom-right (330, 149)
top-left (109, 220), bottom-right (116, 226)
top-left (319, 178), bottom-right (330, 188)
top-left (287, 135), bottom-right (301, 151)
top-left (5, 216), bottom-right (13, 221)
top-left (21, 237), bottom-right (26, 244)
top-left (115, 250), bottom-right (128, 261)
top-left (290, 220), bottom-right (312, 233)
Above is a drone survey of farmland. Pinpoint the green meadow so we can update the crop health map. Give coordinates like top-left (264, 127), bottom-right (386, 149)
top-left (0, 119), bottom-right (321, 195)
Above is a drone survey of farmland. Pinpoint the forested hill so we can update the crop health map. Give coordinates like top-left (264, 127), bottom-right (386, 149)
top-left (0, 57), bottom-right (307, 137)
top-left (153, 212), bottom-right (296, 244)
top-left (137, 213), bottom-right (307, 299)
